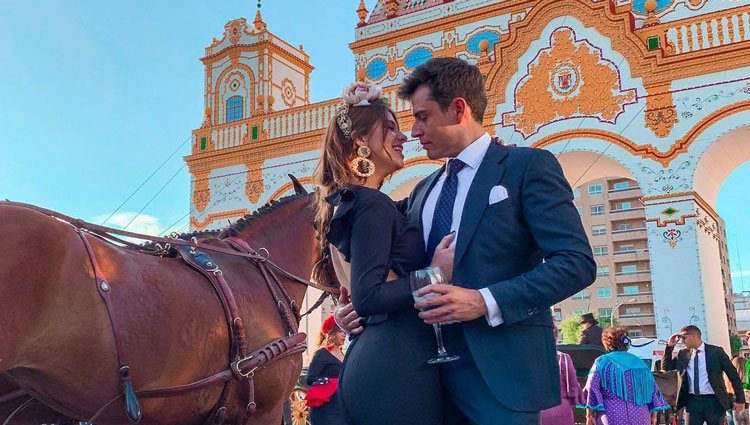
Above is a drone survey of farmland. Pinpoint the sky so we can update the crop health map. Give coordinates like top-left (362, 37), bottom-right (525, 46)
top-left (0, 1), bottom-right (748, 289)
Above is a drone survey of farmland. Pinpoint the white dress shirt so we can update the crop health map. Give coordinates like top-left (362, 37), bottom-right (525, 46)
top-left (421, 133), bottom-right (503, 326)
top-left (687, 342), bottom-right (715, 395)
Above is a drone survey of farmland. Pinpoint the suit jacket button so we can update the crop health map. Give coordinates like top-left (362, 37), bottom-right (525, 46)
top-left (528, 309), bottom-right (534, 316)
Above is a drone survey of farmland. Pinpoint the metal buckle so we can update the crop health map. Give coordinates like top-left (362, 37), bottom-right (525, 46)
top-left (232, 355), bottom-right (257, 379)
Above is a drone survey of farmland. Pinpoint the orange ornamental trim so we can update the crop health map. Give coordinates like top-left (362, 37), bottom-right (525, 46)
top-left (645, 213), bottom-right (698, 227)
top-left (268, 176), bottom-right (314, 201)
top-left (191, 208), bottom-right (250, 231)
top-left (202, 38), bottom-right (314, 74)
top-left (530, 100), bottom-right (750, 167)
top-left (350, 0), bottom-right (530, 52)
top-left (642, 190), bottom-right (720, 225)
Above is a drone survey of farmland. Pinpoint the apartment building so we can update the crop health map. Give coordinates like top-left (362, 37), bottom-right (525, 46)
top-left (554, 177), bottom-right (656, 338)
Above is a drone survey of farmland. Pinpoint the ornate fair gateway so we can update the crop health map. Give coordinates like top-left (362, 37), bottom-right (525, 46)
top-left (186, 0), bottom-right (750, 350)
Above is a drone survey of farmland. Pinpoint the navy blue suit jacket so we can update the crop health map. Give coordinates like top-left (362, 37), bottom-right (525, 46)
top-left (405, 142), bottom-right (596, 411)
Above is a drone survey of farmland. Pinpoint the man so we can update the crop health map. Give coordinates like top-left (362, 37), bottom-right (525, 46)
top-left (662, 325), bottom-right (745, 425)
top-left (337, 57), bottom-right (595, 424)
top-left (578, 313), bottom-right (603, 347)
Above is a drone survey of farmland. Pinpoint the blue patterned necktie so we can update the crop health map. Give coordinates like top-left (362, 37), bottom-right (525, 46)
top-left (426, 158), bottom-right (466, 261)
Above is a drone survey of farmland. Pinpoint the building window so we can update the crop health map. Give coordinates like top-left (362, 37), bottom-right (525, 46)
top-left (621, 264), bottom-right (638, 274)
top-left (616, 223), bottom-right (634, 231)
top-left (623, 285), bottom-right (640, 295)
top-left (593, 245), bottom-right (609, 256)
top-left (588, 183), bottom-right (603, 195)
top-left (573, 188), bottom-right (581, 199)
top-left (598, 308), bottom-right (612, 318)
top-left (597, 266), bottom-right (610, 277)
top-left (613, 181), bottom-right (630, 191)
top-left (592, 225), bottom-right (607, 236)
top-left (553, 310), bottom-right (562, 321)
top-left (615, 201), bottom-right (633, 211)
top-left (226, 96), bottom-right (243, 123)
top-left (597, 287), bottom-right (612, 299)
top-left (576, 206), bottom-right (583, 216)
top-left (574, 309), bottom-right (588, 316)
top-left (630, 329), bottom-right (644, 337)
top-left (572, 290), bottom-right (590, 300)
top-left (591, 205), bottom-right (605, 216)
top-left (619, 244), bottom-right (636, 252)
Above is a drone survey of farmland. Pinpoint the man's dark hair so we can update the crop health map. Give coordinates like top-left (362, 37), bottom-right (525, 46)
top-left (397, 57), bottom-right (488, 123)
top-left (681, 325), bottom-right (702, 336)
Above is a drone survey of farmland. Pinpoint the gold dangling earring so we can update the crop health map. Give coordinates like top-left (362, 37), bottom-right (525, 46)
top-left (350, 146), bottom-right (375, 178)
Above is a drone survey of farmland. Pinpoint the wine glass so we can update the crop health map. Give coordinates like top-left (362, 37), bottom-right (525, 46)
top-left (410, 266), bottom-right (460, 364)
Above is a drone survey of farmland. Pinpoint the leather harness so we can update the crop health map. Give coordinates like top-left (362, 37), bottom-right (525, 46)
top-left (0, 201), bottom-right (339, 424)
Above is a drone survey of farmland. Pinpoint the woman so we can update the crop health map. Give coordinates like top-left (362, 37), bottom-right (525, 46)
top-left (305, 315), bottom-right (347, 425)
top-left (541, 322), bottom-right (582, 425)
top-left (726, 356), bottom-right (748, 425)
top-left (580, 327), bottom-right (669, 425)
top-left (311, 82), bottom-right (453, 425)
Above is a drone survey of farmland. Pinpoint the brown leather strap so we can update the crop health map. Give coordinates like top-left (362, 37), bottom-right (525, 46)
top-left (76, 231), bottom-right (128, 371)
top-left (0, 390), bottom-right (25, 404)
top-left (135, 333), bottom-right (306, 398)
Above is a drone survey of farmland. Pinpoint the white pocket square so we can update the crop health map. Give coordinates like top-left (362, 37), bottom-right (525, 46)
top-left (488, 185), bottom-right (509, 205)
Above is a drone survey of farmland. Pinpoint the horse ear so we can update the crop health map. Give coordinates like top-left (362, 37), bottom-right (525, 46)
top-left (288, 174), bottom-right (308, 195)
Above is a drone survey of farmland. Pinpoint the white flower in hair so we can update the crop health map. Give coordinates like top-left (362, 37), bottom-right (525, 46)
top-left (342, 82), bottom-right (383, 107)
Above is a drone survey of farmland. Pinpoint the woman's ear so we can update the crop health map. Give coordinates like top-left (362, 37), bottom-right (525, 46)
top-left (351, 132), bottom-right (367, 149)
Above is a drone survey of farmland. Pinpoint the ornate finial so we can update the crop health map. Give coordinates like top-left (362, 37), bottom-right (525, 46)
top-left (643, 0), bottom-right (660, 27)
top-left (357, 0), bottom-right (369, 27)
top-left (356, 67), bottom-right (366, 81)
top-left (254, 0), bottom-right (267, 31)
top-left (386, 0), bottom-right (398, 18)
top-left (478, 40), bottom-right (491, 66)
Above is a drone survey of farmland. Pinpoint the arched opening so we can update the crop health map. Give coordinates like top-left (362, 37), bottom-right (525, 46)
top-left (694, 125), bottom-right (750, 344)
top-left (553, 150), bottom-right (652, 341)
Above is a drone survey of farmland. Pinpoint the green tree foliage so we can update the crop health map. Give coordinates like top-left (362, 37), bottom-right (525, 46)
top-left (560, 313), bottom-right (583, 344)
top-left (730, 334), bottom-right (743, 356)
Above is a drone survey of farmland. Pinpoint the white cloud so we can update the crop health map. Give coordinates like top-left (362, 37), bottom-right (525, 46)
top-left (92, 212), bottom-right (165, 237)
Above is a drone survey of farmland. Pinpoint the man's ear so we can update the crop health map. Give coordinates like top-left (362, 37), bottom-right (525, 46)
top-left (452, 97), bottom-right (471, 124)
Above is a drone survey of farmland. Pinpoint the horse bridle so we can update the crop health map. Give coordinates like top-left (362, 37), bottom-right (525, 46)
top-left (0, 201), bottom-right (340, 424)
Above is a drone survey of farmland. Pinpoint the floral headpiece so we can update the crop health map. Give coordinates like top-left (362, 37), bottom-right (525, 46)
top-left (336, 82), bottom-right (383, 138)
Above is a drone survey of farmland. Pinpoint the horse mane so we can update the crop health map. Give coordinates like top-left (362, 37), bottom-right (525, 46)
top-left (142, 193), bottom-right (308, 248)
top-left (218, 193), bottom-right (308, 239)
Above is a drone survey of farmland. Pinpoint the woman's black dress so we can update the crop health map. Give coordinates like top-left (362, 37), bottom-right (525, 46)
top-left (326, 186), bottom-right (442, 425)
top-left (306, 348), bottom-right (346, 425)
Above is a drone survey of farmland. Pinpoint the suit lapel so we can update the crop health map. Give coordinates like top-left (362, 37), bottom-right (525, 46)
top-left (454, 142), bottom-right (509, 266)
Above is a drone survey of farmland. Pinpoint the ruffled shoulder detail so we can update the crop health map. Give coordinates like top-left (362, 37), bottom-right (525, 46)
top-left (324, 188), bottom-right (357, 261)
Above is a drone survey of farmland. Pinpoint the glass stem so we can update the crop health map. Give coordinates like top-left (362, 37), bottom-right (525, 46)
top-left (433, 323), bottom-right (448, 356)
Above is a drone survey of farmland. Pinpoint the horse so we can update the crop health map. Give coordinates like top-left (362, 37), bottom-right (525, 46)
top-left (0, 180), bottom-right (326, 425)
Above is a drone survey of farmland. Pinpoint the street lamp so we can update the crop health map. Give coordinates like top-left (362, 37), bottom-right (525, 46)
top-left (612, 297), bottom-right (638, 326)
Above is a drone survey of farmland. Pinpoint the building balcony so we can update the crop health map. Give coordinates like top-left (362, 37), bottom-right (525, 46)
top-left (615, 271), bottom-right (652, 284)
top-left (617, 314), bottom-right (656, 327)
top-left (607, 187), bottom-right (642, 201)
top-left (617, 293), bottom-right (654, 304)
top-left (612, 249), bottom-right (650, 263)
top-left (608, 207), bottom-right (646, 220)
top-left (611, 228), bottom-right (648, 242)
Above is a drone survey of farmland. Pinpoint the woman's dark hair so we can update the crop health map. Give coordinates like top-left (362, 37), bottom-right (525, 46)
top-left (602, 326), bottom-right (630, 352)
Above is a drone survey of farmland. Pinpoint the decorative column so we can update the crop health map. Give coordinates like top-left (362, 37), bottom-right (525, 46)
top-left (644, 192), bottom-right (731, 350)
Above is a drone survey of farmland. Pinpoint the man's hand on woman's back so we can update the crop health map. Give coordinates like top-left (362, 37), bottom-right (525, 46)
top-left (334, 287), bottom-right (364, 335)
